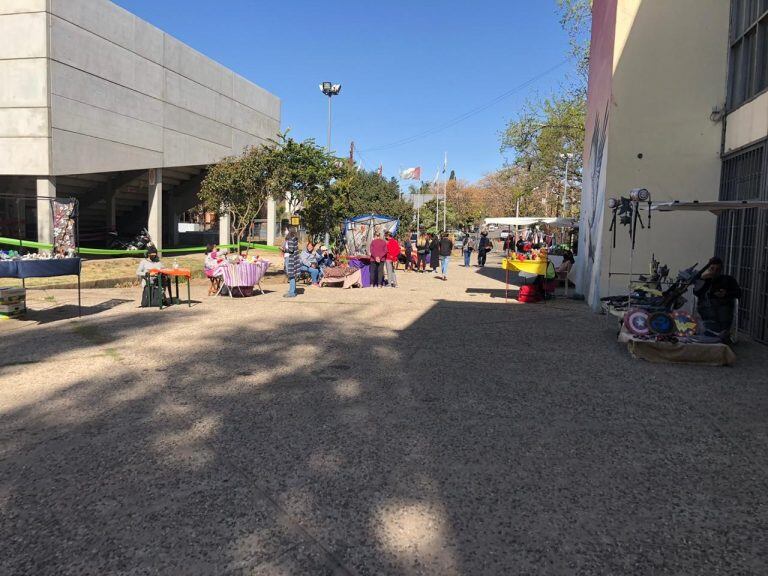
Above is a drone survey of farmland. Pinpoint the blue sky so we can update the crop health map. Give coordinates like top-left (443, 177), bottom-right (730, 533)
top-left (115, 0), bottom-right (573, 184)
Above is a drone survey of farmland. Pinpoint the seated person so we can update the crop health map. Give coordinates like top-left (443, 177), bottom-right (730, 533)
top-left (556, 250), bottom-right (575, 278)
top-left (299, 241), bottom-right (322, 285)
top-left (694, 256), bottom-right (741, 339)
top-left (136, 247), bottom-right (171, 302)
top-left (204, 244), bottom-right (223, 295)
top-left (317, 245), bottom-right (335, 271)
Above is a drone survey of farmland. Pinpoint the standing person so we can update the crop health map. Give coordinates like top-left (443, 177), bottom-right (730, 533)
top-left (385, 231), bottom-right (400, 288)
top-left (503, 234), bottom-right (514, 256)
top-left (429, 233), bottom-right (440, 274)
top-left (438, 232), bottom-right (453, 281)
top-left (404, 233), bottom-right (413, 271)
top-left (283, 227), bottom-right (300, 298)
top-left (477, 231), bottom-right (492, 267)
top-left (416, 232), bottom-right (429, 273)
top-left (463, 230), bottom-right (475, 267)
top-left (369, 232), bottom-right (387, 287)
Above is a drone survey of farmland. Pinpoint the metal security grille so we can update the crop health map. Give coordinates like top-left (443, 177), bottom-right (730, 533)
top-left (717, 140), bottom-right (768, 342)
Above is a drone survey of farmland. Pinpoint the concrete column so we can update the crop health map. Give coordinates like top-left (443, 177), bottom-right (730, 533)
top-left (105, 180), bottom-right (116, 231)
top-left (219, 211), bottom-right (231, 247)
top-left (148, 168), bottom-right (162, 252)
top-left (36, 177), bottom-right (55, 246)
top-left (267, 196), bottom-right (276, 246)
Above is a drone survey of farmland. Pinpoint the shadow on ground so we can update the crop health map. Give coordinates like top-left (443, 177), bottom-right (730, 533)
top-left (1, 297), bottom-right (767, 574)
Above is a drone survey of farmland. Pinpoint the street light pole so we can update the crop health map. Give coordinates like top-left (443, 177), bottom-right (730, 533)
top-left (560, 152), bottom-right (574, 216)
top-left (327, 95), bottom-right (332, 152)
top-left (319, 82), bottom-right (342, 153)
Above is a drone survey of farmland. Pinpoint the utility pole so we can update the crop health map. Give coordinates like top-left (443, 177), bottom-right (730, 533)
top-left (560, 153), bottom-right (574, 217)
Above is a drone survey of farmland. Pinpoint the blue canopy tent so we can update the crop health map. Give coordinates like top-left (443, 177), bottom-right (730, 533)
top-left (342, 214), bottom-right (399, 256)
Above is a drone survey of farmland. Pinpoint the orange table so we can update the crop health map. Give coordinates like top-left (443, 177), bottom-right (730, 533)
top-left (149, 268), bottom-right (192, 309)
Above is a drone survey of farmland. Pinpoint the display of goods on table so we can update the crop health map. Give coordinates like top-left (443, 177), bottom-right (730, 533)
top-left (502, 247), bottom-right (553, 277)
top-left (0, 287), bottom-right (26, 320)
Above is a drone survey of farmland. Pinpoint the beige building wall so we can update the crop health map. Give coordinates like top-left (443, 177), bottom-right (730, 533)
top-left (0, 4), bottom-right (50, 175)
top-left (595, 0), bottom-right (731, 300)
top-left (0, 0), bottom-right (281, 177)
top-left (724, 92), bottom-right (768, 153)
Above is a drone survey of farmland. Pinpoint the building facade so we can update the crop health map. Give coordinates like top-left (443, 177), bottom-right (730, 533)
top-left (576, 0), bottom-right (768, 343)
top-left (0, 0), bottom-right (281, 249)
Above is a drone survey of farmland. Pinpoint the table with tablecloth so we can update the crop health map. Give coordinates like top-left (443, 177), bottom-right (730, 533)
top-left (214, 260), bottom-right (270, 296)
top-left (342, 256), bottom-right (371, 287)
top-left (0, 258), bottom-right (81, 279)
top-left (618, 325), bottom-right (735, 366)
top-left (0, 258), bottom-right (82, 316)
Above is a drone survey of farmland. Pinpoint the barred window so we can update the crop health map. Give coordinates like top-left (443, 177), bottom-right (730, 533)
top-left (716, 140), bottom-right (768, 341)
top-left (729, 0), bottom-right (768, 108)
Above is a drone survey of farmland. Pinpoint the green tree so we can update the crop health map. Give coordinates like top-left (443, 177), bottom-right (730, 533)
top-left (302, 168), bottom-right (415, 242)
top-left (264, 132), bottom-right (344, 216)
top-left (557, 0), bottom-right (593, 89)
top-left (199, 146), bottom-right (271, 245)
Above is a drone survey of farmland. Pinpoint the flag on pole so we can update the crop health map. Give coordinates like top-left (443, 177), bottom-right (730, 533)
top-left (431, 170), bottom-right (440, 186)
top-left (400, 167), bottom-right (421, 180)
top-left (442, 152), bottom-right (448, 173)
top-left (377, 165), bottom-right (383, 177)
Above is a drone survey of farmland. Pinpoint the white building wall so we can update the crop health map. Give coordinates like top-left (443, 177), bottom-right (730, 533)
top-left (0, 0), bottom-right (281, 176)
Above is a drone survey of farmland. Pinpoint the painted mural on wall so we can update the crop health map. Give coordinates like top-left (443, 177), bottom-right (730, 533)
top-left (574, 0), bottom-right (617, 310)
top-left (577, 104), bottom-right (609, 309)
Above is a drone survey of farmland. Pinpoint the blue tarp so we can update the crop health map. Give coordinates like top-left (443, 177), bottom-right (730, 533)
top-left (0, 258), bottom-right (81, 279)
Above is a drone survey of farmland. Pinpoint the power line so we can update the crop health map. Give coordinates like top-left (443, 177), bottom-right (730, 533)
top-left (360, 59), bottom-right (570, 153)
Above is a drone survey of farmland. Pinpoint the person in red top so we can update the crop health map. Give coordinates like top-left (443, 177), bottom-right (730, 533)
top-left (384, 230), bottom-right (400, 288)
top-left (368, 232), bottom-right (388, 287)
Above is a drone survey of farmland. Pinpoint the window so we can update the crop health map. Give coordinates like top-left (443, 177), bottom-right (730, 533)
top-left (717, 140), bottom-right (768, 342)
top-left (728, 0), bottom-right (768, 108)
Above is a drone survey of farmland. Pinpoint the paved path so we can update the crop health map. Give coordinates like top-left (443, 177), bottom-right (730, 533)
top-left (1, 254), bottom-right (767, 575)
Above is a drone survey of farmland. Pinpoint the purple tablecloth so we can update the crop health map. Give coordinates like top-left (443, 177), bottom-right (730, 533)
top-left (347, 258), bottom-right (371, 288)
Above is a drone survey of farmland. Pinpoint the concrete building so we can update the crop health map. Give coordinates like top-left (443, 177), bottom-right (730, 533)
top-left (576, 0), bottom-right (768, 343)
top-left (0, 0), bottom-right (281, 250)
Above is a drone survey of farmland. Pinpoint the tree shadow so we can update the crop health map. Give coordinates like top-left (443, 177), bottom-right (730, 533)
top-left (1, 298), bottom-right (767, 574)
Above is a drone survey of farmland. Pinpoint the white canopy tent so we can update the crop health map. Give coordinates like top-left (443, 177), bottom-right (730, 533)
top-left (484, 217), bottom-right (578, 228)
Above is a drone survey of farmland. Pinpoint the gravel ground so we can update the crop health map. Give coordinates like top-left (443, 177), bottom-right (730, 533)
top-left (1, 253), bottom-right (767, 575)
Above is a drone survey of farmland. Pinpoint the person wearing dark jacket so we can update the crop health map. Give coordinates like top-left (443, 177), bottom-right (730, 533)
top-left (477, 231), bottom-right (492, 267)
top-left (429, 233), bottom-right (440, 273)
top-left (438, 233), bottom-right (453, 280)
top-left (283, 227), bottom-right (300, 298)
top-left (694, 256), bottom-right (741, 338)
top-left (404, 235), bottom-right (413, 271)
top-left (369, 233), bottom-right (388, 287)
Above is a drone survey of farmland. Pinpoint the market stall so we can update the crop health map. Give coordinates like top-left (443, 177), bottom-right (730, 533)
top-left (0, 195), bottom-right (82, 317)
top-left (603, 195), bottom-right (768, 364)
top-left (342, 214), bottom-right (399, 257)
top-left (339, 214), bottom-right (399, 287)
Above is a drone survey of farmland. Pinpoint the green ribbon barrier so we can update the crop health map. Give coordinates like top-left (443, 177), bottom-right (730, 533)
top-left (0, 236), bottom-right (280, 256)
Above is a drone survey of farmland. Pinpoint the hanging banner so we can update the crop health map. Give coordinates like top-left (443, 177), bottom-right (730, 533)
top-left (52, 198), bottom-right (78, 256)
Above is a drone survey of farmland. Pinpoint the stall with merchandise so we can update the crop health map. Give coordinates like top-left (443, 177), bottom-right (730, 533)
top-left (0, 195), bottom-right (82, 318)
top-left (601, 193), bottom-right (768, 365)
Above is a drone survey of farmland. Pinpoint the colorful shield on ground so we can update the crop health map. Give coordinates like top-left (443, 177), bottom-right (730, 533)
top-left (624, 309), bottom-right (650, 336)
top-left (672, 311), bottom-right (698, 337)
top-left (649, 312), bottom-right (675, 335)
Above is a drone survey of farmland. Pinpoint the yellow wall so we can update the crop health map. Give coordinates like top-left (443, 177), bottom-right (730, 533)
top-left (597, 0), bottom-right (730, 298)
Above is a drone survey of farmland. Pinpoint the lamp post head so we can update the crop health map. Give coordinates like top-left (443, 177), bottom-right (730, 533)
top-left (320, 82), bottom-right (341, 96)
